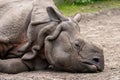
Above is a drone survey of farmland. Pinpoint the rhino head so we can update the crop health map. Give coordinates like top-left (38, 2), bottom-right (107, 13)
top-left (22, 7), bottom-right (104, 73)
top-left (44, 7), bottom-right (104, 73)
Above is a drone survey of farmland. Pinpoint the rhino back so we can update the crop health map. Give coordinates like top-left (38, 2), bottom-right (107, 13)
top-left (0, 0), bottom-right (33, 43)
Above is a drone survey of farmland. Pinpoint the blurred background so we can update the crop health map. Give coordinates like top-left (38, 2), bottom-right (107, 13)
top-left (53, 0), bottom-right (120, 16)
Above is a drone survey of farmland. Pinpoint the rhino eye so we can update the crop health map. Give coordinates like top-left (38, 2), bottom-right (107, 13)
top-left (74, 40), bottom-right (85, 53)
top-left (75, 42), bottom-right (80, 48)
top-left (74, 41), bottom-right (81, 52)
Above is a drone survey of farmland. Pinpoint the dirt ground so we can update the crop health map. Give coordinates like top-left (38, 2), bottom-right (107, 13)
top-left (0, 8), bottom-right (120, 80)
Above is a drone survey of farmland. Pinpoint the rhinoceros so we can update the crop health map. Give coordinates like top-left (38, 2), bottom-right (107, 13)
top-left (0, 0), bottom-right (104, 73)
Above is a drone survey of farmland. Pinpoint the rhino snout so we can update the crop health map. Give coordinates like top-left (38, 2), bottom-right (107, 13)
top-left (81, 56), bottom-right (104, 73)
top-left (92, 56), bottom-right (104, 70)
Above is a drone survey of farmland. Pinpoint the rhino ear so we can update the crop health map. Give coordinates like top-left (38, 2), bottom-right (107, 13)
top-left (73, 14), bottom-right (81, 23)
top-left (47, 7), bottom-right (68, 22)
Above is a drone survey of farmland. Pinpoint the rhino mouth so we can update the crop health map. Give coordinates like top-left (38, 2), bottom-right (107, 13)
top-left (82, 62), bottom-right (101, 72)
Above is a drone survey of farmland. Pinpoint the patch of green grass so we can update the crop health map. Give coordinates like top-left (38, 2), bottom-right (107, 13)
top-left (56, 1), bottom-right (120, 16)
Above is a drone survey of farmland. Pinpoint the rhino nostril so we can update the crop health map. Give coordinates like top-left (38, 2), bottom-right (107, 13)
top-left (93, 58), bottom-right (99, 63)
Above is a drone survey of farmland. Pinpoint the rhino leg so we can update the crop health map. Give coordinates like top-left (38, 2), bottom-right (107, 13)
top-left (0, 58), bottom-right (29, 74)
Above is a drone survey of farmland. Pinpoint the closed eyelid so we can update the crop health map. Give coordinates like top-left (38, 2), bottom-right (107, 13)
top-left (74, 40), bottom-right (85, 52)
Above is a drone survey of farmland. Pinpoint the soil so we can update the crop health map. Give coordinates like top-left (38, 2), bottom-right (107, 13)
top-left (0, 8), bottom-right (120, 80)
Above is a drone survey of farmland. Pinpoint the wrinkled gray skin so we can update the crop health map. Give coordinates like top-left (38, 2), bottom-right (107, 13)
top-left (0, 0), bottom-right (104, 74)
